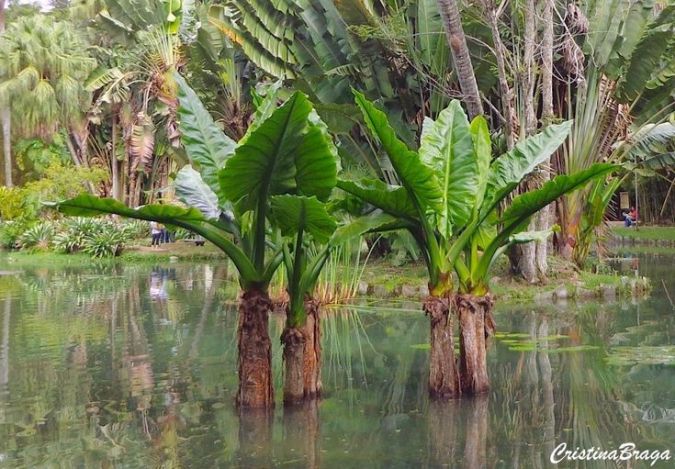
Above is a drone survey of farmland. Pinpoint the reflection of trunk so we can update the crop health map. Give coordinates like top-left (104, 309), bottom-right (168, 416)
top-left (281, 298), bottom-right (321, 405)
top-left (237, 410), bottom-right (272, 467)
top-left (463, 396), bottom-right (488, 469)
top-left (1, 298), bottom-right (10, 388)
top-left (424, 295), bottom-right (460, 398)
top-left (237, 289), bottom-right (273, 409)
top-left (455, 294), bottom-right (495, 395)
top-left (538, 318), bottom-right (555, 457)
top-left (282, 400), bottom-right (320, 468)
top-left (427, 400), bottom-right (458, 465)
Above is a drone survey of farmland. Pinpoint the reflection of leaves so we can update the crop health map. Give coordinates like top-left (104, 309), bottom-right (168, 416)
top-left (606, 346), bottom-right (675, 366)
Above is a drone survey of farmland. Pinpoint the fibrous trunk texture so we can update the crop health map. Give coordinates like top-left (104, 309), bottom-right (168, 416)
top-left (281, 327), bottom-right (305, 405)
top-left (237, 289), bottom-right (273, 409)
top-left (303, 298), bottom-right (321, 399)
top-left (281, 298), bottom-right (322, 405)
top-left (454, 294), bottom-right (495, 395)
top-left (424, 295), bottom-right (460, 398)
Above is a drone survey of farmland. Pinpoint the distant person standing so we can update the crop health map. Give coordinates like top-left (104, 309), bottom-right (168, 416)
top-left (150, 221), bottom-right (162, 247)
top-left (629, 206), bottom-right (638, 225)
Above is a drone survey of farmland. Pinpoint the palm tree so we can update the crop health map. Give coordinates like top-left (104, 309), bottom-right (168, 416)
top-left (50, 74), bottom-right (338, 410)
top-left (0, 14), bottom-right (96, 169)
top-left (436, 0), bottom-right (483, 119)
top-left (339, 92), bottom-right (614, 396)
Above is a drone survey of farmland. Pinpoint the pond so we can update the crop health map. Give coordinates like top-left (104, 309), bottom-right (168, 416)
top-left (0, 252), bottom-right (673, 468)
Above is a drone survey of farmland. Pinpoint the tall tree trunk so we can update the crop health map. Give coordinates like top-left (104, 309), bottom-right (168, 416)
top-left (0, 0), bottom-right (10, 188)
top-left (454, 294), bottom-right (495, 395)
top-left (437, 0), bottom-right (484, 119)
top-left (517, 0), bottom-right (539, 283)
top-left (424, 294), bottom-right (460, 398)
top-left (535, 0), bottom-right (556, 282)
top-left (281, 297), bottom-right (321, 405)
top-left (485, 1), bottom-right (516, 149)
top-left (111, 113), bottom-right (120, 200)
top-left (237, 289), bottom-right (274, 409)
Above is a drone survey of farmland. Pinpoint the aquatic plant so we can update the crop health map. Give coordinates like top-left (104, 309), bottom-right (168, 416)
top-left (340, 91), bottom-right (616, 397)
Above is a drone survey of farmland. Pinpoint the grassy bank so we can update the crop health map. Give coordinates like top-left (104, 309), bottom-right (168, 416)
top-left (611, 225), bottom-right (675, 243)
top-left (1, 243), bottom-right (649, 304)
top-left (355, 255), bottom-right (649, 303)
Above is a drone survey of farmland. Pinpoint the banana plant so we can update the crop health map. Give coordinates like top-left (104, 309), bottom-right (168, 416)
top-left (339, 91), bottom-right (616, 397)
top-left (48, 74), bottom-right (339, 410)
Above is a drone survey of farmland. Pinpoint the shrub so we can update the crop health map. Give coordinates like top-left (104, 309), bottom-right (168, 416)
top-left (0, 187), bottom-right (27, 221)
top-left (52, 217), bottom-right (101, 253)
top-left (19, 221), bottom-right (54, 251)
top-left (120, 219), bottom-right (149, 240)
top-left (82, 222), bottom-right (130, 258)
top-left (0, 220), bottom-right (31, 249)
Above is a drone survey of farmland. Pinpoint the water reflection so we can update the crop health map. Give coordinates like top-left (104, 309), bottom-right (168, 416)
top-left (0, 256), bottom-right (672, 467)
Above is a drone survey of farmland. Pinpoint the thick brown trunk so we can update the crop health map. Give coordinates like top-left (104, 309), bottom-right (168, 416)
top-left (303, 298), bottom-right (321, 399)
top-left (237, 289), bottom-right (273, 409)
top-left (281, 327), bottom-right (305, 405)
top-left (283, 401), bottom-right (320, 468)
top-left (281, 298), bottom-right (321, 405)
top-left (455, 294), bottom-right (494, 395)
top-left (437, 0), bottom-right (484, 119)
top-left (424, 295), bottom-right (460, 398)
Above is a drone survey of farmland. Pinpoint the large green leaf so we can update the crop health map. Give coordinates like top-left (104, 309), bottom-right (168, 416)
top-left (419, 100), bottom-right (476, 236)
top-left (486, 120), bottom-right (573, 207)
top-left (175, 73), bottom-right (236, 196)
top-left (331, 211), bottom-right (404, 245)
top-left (174, 166), bottom-right (221, 220)
top-left (353, 90), bottom-right (441, 214)
top-left (470, 116), bottom-right (491, 212)
top-left (336, 178), bottom-right (418, 220)
top-left (269, 195), bottom-right (336, 244)
top-left (220, 92), bottom-right (337, 212)
top-left (502, 163), bottom-right (618, 228)
top-left (46, 194), bottom-right (258, 282)
top-left (474, 164), bottom-right (617, 282)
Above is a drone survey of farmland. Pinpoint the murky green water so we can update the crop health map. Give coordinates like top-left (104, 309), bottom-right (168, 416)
top-left (0, 252), bottom-right (673, 468)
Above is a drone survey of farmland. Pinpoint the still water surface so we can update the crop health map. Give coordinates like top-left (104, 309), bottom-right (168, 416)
top-left (0, 252), bottom-right (673, 468)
